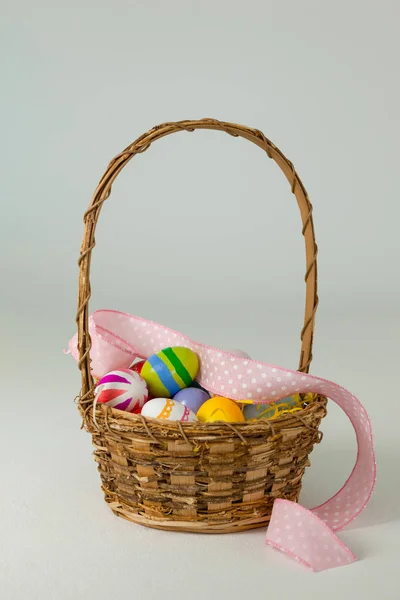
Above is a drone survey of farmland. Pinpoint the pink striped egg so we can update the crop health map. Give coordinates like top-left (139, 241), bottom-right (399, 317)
top-left (95, 369), bottom-right (148, 413)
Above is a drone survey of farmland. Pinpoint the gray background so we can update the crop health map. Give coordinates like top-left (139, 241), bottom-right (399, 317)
top-left (1, 0), bottom-right (399, 598)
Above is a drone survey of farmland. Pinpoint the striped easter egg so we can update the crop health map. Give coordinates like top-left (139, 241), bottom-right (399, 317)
top-left (95, 369), bottom-right (149, 413)
top-left (130, 359), bottom-right (145, 375)
top-left (141, 346), bottom-right (199, 398)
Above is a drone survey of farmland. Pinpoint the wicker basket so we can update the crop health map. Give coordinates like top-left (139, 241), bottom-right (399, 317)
top-left (76, 119), bottom-right (327, 533)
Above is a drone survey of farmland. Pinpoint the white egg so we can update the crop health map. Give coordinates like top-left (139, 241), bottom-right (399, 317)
top-left (141, 398), bottom-right (198, 422)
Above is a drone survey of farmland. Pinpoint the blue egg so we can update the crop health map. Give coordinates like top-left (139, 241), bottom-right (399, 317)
top-left (173, 387), bottom-right (210, 414)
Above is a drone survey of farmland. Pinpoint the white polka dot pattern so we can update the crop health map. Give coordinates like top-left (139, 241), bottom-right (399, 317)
top-left (266, 500), bottom-right (356, 571)
top-left (67, 310), bottom-right (377, 572)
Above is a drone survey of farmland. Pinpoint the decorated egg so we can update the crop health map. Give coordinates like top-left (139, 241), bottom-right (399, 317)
top-left (141, 347), bottom-right (199, 398)
top-left (243, 395), bottom-right (303, 421)
top-left (141, 398), bottom-right (198, 422)
top-left (130, 359), bottom-right (145, 375)
top-left (197, 396), bottom-right (245, 423)
top-left (173, 387), bottom-right (210, 414)
top-left (95, 369), bottom-right (149, 413)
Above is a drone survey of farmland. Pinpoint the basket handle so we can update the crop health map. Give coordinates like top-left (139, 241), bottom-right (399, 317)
top-left (77, 119), bottom-right (319, 398)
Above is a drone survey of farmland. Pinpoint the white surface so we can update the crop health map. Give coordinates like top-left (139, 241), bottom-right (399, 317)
top-left (1, 313), bottom-right (399, 599)
top-left (1, 0), bottom-right (400, 598)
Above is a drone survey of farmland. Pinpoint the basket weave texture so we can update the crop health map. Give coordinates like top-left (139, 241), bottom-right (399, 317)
top-left (76, 119), bottom-right (326, 533)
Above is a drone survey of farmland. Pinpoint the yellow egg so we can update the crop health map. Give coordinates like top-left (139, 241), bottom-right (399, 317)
top-left (196, 396), bottom-right (245, 423)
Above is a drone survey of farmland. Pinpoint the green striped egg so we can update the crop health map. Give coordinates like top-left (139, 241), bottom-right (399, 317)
top-left (141, 346), bottom-right (200, 398)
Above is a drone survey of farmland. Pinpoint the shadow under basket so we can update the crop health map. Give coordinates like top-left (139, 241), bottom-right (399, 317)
top-left (76, 119), bottom-right (328, 534)
top-left (88, 396), bottom-right (327, 533)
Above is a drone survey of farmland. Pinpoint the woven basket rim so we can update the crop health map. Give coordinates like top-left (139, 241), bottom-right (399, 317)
top-left (110, 394), bottom-right (325, 424)
top-left (88, 394), bottom-right (327, 440)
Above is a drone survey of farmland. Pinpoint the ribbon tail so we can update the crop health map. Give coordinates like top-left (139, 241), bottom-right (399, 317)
top-left (265, 499), bottom-right (357, 572)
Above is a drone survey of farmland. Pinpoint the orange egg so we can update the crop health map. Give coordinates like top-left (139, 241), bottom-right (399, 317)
top-left (196, 396), bottom-right (244, 423)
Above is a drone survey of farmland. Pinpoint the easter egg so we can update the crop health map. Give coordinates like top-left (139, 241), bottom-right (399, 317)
top-left (95, 369), bottom-right (149, 413)
top-left (141, 398), bottom-right (198, 422)
top-left (173, 387), bottom-right (210, 414)
top-left (226, 348), bottom-right (251, 359)
top-left (130, 359), bottom-right (145, 375)
top-left (141, 347), bottom-right (199, 398)
top-left (243, 395), bottom-right (303, 421)
top-left (197, 396), bottom-right (245, 423)
top-left (191, 380), bottom-right (211, 395)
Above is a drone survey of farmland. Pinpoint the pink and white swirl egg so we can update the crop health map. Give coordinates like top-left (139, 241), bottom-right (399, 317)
top-left (95, 369), bottom-right (148, 413)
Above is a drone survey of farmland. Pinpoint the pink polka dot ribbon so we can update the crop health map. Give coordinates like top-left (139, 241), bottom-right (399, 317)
top-left (67, 310), bottom-right (376, 572)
